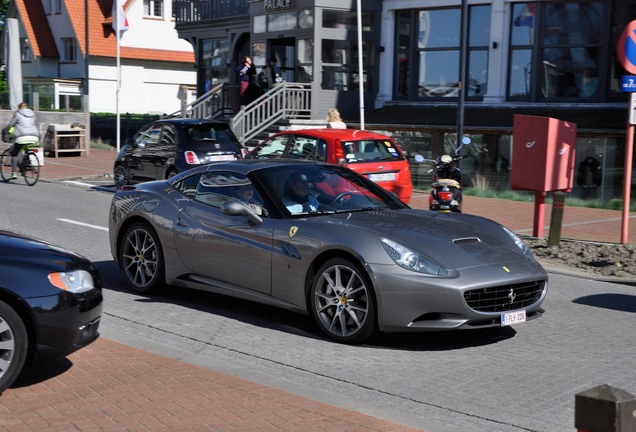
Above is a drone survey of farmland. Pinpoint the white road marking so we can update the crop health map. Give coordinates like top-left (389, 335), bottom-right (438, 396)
top-left (57, 218), bottom-right (108, 231)
top-left (63, 180), bottom-right (98, 187)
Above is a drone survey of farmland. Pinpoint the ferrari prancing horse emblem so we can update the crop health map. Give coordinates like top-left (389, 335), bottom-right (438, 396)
top-left (289, 226), bottom-right (298, 238)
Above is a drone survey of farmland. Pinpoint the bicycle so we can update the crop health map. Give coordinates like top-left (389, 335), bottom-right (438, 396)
top-left (0, 138), bottom-right (41, 186)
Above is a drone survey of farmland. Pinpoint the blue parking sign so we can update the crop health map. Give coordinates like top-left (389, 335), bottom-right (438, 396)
top-left (621, 76), bottom-right (636, 92)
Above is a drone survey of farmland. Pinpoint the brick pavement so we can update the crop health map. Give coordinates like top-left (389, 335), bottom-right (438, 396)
top-left (1, 149), bottom-right (634, 431)
top-left (0, 339), bottom-right (419, 432)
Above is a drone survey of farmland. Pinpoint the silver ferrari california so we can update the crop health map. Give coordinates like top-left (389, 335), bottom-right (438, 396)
top-left (109, 160), bottom-right (547, 344)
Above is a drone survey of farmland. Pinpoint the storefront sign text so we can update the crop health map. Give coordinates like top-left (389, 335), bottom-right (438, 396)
top-left (264, 0), bottom-right (293, 11)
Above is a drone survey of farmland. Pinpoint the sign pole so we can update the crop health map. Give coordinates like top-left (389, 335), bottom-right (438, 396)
top-left (621, 93), bottom-right (635, 244)
top-left (616, 19), bottom-right (636, 244)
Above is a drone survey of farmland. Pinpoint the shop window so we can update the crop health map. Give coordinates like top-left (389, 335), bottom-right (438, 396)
top-left (298, 10), bottom-right (313, 29)
top-left (321, 40), bottom-right (374, 91)
top-left (394, 5), bottom-right (490, 100)
top-left (297, 39), bottom-right (313, 83)
top-left (268, 12), bottom-right (297, 32)
top-left (201, 39), bottom-right (230, 89)
top-left (254, 15), bottom-right (266, 33)
top-left (508, 1), bottom-right (606, 101)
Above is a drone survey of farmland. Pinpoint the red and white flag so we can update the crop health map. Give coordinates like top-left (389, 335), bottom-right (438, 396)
top-left (112, 0), bottom-right (129, 37)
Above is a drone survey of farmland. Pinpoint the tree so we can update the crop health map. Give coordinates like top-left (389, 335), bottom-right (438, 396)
top-left (0, 0), bottom-right (10, 34)
top-left (0, 0), bottom-right (9, 95)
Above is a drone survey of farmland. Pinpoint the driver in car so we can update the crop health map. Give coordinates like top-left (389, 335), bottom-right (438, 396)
top-left (283, 172), bottom-right (320, 214)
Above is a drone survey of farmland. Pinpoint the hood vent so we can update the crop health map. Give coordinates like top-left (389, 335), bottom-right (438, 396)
top-left (453, 237), bottom-right (481, 245)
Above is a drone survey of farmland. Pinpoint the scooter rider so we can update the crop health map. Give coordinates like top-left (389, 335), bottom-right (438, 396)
top-left (3, 102), bottom-right (40, 180)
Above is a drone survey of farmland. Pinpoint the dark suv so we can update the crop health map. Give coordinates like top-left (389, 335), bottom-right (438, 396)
top-left (114, 118), bottom-right (246, 188)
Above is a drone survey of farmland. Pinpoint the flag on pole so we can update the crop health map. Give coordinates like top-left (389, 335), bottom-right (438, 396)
top-left (514, 3), bottom-right (536, 27)
top-left (112, 0), bottom-right (129, 36)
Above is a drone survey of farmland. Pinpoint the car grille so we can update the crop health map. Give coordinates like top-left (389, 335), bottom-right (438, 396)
top-left (464, 280), bottom-right (546, 313)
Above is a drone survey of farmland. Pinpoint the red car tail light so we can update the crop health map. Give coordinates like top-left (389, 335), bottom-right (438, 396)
top-left (185, 151), bottom-right (200, 165)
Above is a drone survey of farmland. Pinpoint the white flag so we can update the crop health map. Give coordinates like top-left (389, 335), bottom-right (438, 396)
top-left (112, 0), bottom-right (129, 36)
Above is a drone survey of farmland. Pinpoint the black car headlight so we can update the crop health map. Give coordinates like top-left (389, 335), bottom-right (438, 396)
top-left (380, 238), bottom-right (448, 276)
top-left (502, 227), bottom-right (537, 262)
top-left (48, 270), bottom-right (95, 294)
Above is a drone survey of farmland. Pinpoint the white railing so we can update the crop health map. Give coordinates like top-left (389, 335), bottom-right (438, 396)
top-left (163, 83), bottom-right (227, 119)
top-left (231, 82), bottom-right (312, 145)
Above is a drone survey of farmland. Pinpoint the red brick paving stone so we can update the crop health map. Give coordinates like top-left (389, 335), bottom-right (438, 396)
top-left (0, 338), bottom-right (422, 432)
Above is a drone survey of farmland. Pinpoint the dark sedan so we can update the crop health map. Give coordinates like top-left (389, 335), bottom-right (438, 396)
top-left (0, 231), bottom-right (103, 394)
top-left (114, 118), bottom-right (246, 188)
top-left (109, 159), bottom-right (547, 344)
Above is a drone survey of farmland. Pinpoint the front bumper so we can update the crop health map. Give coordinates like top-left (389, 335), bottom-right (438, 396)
top-left (368, 261), bottom-right (548, 332)
top-left (28, 288), bottom-right (103, 360)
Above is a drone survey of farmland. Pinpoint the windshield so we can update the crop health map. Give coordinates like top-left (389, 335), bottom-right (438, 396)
top-left (255, 164), bottom-right (407, 216)
top-left (340, 139), bottom-right (404, 163)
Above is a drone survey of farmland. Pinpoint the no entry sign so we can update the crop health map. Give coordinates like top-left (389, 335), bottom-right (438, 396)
top-left (617, 20), bottom-right (636, 74)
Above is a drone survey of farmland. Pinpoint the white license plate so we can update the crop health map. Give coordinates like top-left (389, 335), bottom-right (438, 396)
top-left (208, 154), bottom-right (236, 162)
top-left (501, 310), bottom-right (526, 326)
top-left (368, 172), bottom-right (396, 182)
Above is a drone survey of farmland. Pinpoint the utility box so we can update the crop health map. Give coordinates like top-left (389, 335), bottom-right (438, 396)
top-left (511, 115), bottom-right (576, 192)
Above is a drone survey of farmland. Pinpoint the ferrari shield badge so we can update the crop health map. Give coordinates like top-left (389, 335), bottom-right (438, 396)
top-left (289, 226), bottom-right (298, 238)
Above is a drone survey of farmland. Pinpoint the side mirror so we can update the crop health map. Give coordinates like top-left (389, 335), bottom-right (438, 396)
top-left (413, 154), bottom-right (425, 163)
top-left (222, 201), bottom-right (263, 225)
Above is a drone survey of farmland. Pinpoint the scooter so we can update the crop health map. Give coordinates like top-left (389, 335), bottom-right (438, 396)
top-left (416, 137), bottom-right (470, 213)
top-left (429, 153), bottom-right (463, 212)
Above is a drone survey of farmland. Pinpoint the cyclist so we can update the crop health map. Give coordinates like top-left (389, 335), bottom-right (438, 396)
top-left (3, 102), bottom-right (40, 180)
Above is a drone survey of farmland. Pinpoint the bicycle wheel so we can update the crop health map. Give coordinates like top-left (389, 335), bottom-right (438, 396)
top-left (0, 148), bottom-right (12, 182)
top-left (22, 151), bottom-right (40, 186)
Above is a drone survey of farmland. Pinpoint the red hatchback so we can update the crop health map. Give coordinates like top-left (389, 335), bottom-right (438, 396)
top-left (249, 129), bottom-right (413, 203)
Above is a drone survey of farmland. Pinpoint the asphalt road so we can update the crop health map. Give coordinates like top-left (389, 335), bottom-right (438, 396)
top-left (1, 178), bottom-right (635, 432)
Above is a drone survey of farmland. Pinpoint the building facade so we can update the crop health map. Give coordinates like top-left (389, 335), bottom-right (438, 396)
top-left (175, 0), bottom-right (636, 202)
top-left (4, 0), bottom-right (196, 115)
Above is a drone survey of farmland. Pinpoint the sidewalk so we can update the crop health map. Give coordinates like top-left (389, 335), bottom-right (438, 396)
top-left (1, 150), bottom-right (632, 431)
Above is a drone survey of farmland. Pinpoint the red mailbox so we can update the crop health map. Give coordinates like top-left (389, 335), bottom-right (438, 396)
top-left (511, 114), bottom-right (577, 192)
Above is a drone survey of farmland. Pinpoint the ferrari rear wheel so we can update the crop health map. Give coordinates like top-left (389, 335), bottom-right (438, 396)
top-left (311, 258), bottom-right (377, 344)
top-left (120, 223), bottom-right (165, 293)
top-left (0, 300), bottom-right (28, 395)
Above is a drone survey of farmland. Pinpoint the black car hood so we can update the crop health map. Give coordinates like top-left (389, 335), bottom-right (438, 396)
top-left (0, 231), bottom-right (93, 272)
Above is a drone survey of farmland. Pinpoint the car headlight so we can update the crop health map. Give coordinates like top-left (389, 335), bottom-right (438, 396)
top-left (48, 270), bottom-right (95, 294)
top-left (502, 227), bottom-right (536, 262)
top-left (380, 238), bottom-right (448, 276)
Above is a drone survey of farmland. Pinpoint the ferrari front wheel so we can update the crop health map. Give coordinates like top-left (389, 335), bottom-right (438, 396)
top-left (310, 258), bottom-right (377, 344)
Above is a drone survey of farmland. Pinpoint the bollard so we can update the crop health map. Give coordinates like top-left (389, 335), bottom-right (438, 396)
top-left (548, 191), bottom-right (566, 247)
top-left (575, 384), bottom-right (636, 432)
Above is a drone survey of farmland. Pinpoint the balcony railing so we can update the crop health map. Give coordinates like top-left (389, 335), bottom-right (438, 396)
top-left (231, 82), bottom-right (312, 145)
top-left (163, 83), bottom-right (231, 120)
top-left (173, 0), bottom-right (249, 23)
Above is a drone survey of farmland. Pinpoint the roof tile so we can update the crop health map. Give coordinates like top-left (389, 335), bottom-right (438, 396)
top-left (16, 0), bottom-right (194, 63)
